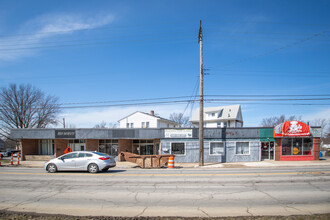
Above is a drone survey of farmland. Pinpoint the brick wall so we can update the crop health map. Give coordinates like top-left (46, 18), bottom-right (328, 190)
top-left (21, 139), bottom-right (38, 160)
top-left (274, 139), bottom-right (281, 161)
top-left (86, 139), bottom-right (98, 151)
top-left (55, 139), bottom-right (68, 157)
top-left (118, 139), bottom-right (133, 161)
top-left (314, 137), bottom-right (320, 160)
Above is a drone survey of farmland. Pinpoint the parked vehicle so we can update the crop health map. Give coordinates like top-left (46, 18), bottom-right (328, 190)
top-left (0, 152), bottom-right (5, 158)
top-left (6, 150), bottom-right (20, 157)
top-left (45, 151), bottom-right (116, 173)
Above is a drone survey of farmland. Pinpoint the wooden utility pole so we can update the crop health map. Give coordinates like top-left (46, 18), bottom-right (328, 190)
top-left (198, 20), bottom-right (204, 166)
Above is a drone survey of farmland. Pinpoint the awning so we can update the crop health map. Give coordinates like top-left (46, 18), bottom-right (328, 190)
top-left (260, 128), bottom-right (275, 142)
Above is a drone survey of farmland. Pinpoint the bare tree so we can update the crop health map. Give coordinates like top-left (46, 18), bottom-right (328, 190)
top-left (260, 115), bottom-right (302, 127)
top-left (0, 84), bottom-right (60, 130)
top-left (309, 118), bottom-right (330, 146)
top-left (94, 121), bottom-right (119, 128)
top-left (94, 121), bottom-right (107, 128)
top-left (169, 112), bottom-right (191, 127)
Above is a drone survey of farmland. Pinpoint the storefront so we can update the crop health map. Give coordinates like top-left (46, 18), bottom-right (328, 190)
top-left (10, 125), bottom-right (321, 162)
top-left (260, 128), bottom-right (275, 160)
top-left (274, 121), bottom-right (320, 161)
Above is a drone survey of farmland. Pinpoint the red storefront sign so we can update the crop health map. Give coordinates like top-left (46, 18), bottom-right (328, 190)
top-left (274, 121), bottom-right (310, 137)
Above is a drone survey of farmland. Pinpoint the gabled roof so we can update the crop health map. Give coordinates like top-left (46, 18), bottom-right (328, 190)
top-left (118, 111), bottom-right (180, 125)
top-left (190, 104), bottom-right (242, 122)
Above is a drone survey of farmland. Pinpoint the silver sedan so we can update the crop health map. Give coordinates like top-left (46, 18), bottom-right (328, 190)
top-left (45, 151), bottom-right (116, 173)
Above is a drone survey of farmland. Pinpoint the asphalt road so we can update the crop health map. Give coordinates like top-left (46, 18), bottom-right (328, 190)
top-left (0, 166), bottom-right (329, 218)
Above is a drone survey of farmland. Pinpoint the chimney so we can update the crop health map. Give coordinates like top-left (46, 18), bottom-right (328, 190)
top-left (150, 110), bottom-right (154, 116)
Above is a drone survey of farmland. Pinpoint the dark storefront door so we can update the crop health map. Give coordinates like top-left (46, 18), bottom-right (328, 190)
top-left (261, 142), bottom-right (274, 160)
top-left (140, 145), bottom-right (154, 155)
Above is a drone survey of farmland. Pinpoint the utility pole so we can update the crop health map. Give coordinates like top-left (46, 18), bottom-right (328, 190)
top-left (198, 20), bottom-right (204, 166)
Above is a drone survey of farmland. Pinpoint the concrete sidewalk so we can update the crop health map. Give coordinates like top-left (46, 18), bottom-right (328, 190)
top-left (3, 156), bottom-right (329, 169)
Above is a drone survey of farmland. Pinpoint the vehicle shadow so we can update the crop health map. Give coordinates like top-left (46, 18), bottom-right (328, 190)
top-left (103, 169), bottom-right (126, 174)
top-left (54, 169), bottom-right (127, 174)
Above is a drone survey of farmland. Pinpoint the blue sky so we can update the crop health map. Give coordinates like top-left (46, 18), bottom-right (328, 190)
top-left (0, 0), bottom-right (329, 127)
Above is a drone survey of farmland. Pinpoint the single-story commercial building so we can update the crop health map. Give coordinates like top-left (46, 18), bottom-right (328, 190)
top-left (10, 121), bottom-right (321, 162)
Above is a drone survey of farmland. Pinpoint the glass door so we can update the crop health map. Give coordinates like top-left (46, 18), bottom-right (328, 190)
top-left (261, 142), bottom-right (270, 160)
top-left (261, 141), bottom-right (274, 160)
top-left (269, 142), bottom-right (274, 160)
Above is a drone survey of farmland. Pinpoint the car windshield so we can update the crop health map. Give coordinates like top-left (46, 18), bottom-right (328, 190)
top-left (93, 152), bottom-right (110, 157)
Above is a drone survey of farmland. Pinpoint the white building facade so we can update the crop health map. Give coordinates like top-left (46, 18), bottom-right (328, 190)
top-left (190, 104), bottom-right (243, 128)
top-left (118, 111), bottom-right (180, 128)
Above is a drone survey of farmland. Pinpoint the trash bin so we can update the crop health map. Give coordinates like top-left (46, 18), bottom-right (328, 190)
top-left (319, 151), bottom-right (323, 158)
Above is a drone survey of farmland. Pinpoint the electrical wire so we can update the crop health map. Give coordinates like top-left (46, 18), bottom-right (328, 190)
top-left (57, 94), bottom-right (330, 106)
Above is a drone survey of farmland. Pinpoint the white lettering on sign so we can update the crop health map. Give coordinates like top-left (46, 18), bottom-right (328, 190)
top-left (165, 129), bottom-right (192, 138)
top-left (57, 131), bottom-right (75, 136)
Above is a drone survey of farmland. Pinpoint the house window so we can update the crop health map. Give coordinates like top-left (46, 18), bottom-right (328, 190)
top-left (171, 143), bottom-right (185, 155)
top-left (217, 122), bottom-right (221, 128)
top-left (223, 122), bottom-right (227, 127)
top-left (210, 142), bottom-right (224, 155)
top-left (211, 113), bottom-right (215, 117)
top-left (236, 142), bottom-right (249, 155)
top-left (146, 122), bottom-right (150, 128)
top-left (142, 122), bottom-right (145, 128)
top-left (126, 123), bottom-right (129, 128)
top-left (282, 138), bottom-right (313, 156)
top-left (130, 123), bottom-right (134, 128)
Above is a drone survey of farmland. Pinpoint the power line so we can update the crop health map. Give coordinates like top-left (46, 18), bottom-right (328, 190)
top-left (220, 28), bottom-right (330, 67)
top-left (58, 94), bottom-right (330, 106)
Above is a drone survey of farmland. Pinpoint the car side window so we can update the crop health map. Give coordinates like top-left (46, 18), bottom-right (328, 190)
top-left (78, 153), bottom-right (86, 158)
top-left (86, 153), bottom-right (93, 157)
top-left (62, 153), bottom-right (78, 159)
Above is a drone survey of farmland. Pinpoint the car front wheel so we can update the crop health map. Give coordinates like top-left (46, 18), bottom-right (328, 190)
top-left (47, 163), bottom-right (57, 173)
top-left (88, 163), bottom-right (99, 173)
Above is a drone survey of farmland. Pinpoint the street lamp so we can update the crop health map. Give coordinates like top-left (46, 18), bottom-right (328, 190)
top-left (52, 118), bottom-right (66, 128)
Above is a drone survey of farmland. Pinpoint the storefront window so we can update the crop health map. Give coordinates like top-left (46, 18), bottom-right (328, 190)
top-left (282, 138), bottom-right (292, 155)
top-left (98, 139), bottom-right (118, 157)
top-left (69, 139), bottom-right (85, 144)
top-left (210, 142), bottom-right (224, 155)
top-left (39, 140), bottom-right (54, 155)
top-left (132, 140), bottom-right (154, 155)
top-left (292, 139), bottom-right (302, 155)
top-left (171, 143), bottom-right (185, 155)
top-left (235, 142), bottom-right (249, 155)
top-left (303, 138), bottom-right (313, 155)
top-left (282, 138), bottom-right (313, 156)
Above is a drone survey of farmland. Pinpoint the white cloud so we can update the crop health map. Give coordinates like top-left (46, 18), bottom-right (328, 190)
top-left (302, 107), bottom-right (330, 122)
top-left (57, 104), bottom-right (187, 128)
top-left (0, 13), bottom-right (115, 61)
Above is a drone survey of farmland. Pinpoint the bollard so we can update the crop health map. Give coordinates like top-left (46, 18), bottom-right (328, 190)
top-left (168, 156), bottom-right (174, 168)
top-left (17, 153), bottom-right (20, 165)
top-left (10, 153), bottom-right (13, 165)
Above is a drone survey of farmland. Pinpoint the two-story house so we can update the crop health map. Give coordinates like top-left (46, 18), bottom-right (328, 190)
top-left (118, 110), bottom-right (180, 128)
top-left (189, 104), bottom-right (243, 128)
